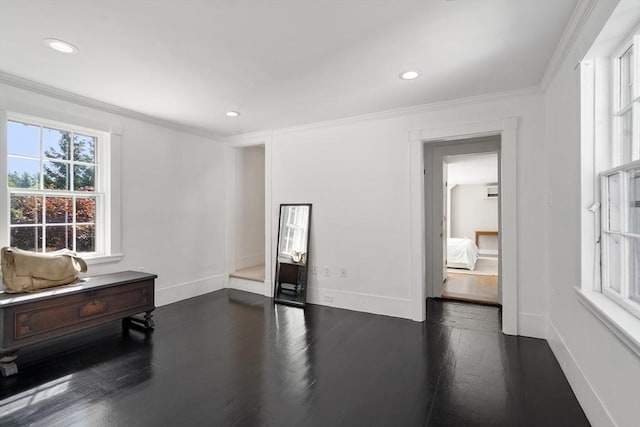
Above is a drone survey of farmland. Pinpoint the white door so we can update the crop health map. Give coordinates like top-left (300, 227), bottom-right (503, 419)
top-left (442, 159), bottom-right (448, 283)
top-left (430, 148), bottom-right (447, 298)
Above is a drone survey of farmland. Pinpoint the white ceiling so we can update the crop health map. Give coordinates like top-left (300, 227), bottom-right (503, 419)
top-left (447, 152), bottom-right (498, 186)
top-left (0, 0), bottom-right (578, 136)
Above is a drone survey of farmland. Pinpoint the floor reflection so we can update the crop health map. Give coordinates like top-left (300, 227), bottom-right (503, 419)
top-left (0, 374), bottom-right (73, 417)
top-left (272, 303), bottom-right (312, 396)
top-left (0, 323), bottom-right (154, 426)
top-left (438, 324), bottom-right (508, 424)
top-left (0, 291), bottom-right (588, 427)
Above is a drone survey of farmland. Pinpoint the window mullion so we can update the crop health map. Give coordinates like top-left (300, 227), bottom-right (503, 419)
top-left (633, 35), bottom-right (640, 101)
top-left (633, 101), bottom-right (640, 161)
top-left (622, 171), bottom-right (630, 300)
top-left (72, 194), bottom-right (76, 252)
top-left (41, 194), bottom-right (47, 253)
top-left (601, 174), bottom-right (609, 292)
top-left (70, 131), bottom-right (74, 192)
top-left (39, 124), bottom-right (44, 194)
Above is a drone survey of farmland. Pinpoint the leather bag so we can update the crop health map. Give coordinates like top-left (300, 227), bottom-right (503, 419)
top-left (1, 247), bottom-right (88, 293)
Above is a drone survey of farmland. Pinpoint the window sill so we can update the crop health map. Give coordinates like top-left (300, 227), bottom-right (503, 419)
top-left (575, 287), bottom-right (640, 358)
top-left (84, 253), bottom-right (123, 265)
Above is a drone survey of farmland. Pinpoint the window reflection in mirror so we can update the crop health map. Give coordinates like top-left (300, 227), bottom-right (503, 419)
top-left (279, 205), bottom-right (309, 263)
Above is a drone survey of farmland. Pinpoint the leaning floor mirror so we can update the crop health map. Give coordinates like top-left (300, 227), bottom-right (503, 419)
top-left (274, 204), bottom-right (312, 307)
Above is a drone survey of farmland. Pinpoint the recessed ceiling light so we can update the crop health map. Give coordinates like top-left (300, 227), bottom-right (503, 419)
top-left (399, 70), bottom-right (420, 80)
top-left (43, 38), bottom-right (78, 54)
top-left (226, 111), bottom-right (240, 117)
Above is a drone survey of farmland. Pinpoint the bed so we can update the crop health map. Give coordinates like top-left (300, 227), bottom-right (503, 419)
top-left (447, 238), bottom-right (479, 271)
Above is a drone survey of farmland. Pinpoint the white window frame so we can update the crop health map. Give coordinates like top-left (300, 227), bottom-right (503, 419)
top-left (612, 40), bottom-right (638, 165)
top-left (601, 162), bottom-right (640, 319)
top-left (598, 36), bottom-right (640, 314)
top-left (578, 15), bottom-right (640, 358)
top-left (1, 110), bottom-right (121, 264)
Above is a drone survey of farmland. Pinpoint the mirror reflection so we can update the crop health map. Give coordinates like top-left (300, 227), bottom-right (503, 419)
top-left (274, 204), bottom-right (311, 307)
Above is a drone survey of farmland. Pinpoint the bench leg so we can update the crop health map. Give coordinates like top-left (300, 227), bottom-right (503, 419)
top-left (142, 310), bottom-right (155, 329)
top-left (0, 354), bottom-right (18, 377)
top-left (123, 309), bottom-right (155, 331)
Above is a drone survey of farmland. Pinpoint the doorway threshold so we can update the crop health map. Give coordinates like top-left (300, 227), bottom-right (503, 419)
top-left (230, 264), bottom-right (265, 282)
top-left (442, 273), bottom-right (499, 305)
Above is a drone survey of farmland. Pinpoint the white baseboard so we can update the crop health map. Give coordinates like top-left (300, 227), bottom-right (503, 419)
top-left (518, 312), bottom-right (547, 339)
top-left (306, 286), bottom-right (413, 319)
top-left (479, 249), bottom-right (499, 256)
top-left (228, 276), bottom-right (266, 295)
top-left (546, 317), bottom-right (617, 427)
top-left (235, 253), bottom-right (265, 270)
top-left (155, 274), bottom-right (225, 306)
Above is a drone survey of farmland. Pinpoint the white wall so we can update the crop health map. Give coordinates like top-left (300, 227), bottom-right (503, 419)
top-left (234, 146), bottom-right (265, 270)
top-left (544, 1), bottom-right (640, 426)
top-left (0, 83), bottom-right (227, 307)
top-left (450, 184), bottom-right (499, 251)
top-left (243, 88), bottom-right (547, 328)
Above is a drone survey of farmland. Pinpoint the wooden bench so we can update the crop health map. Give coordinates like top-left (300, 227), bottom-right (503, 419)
top-left (0, 270), bottom-right (157, 376)
top-left (475, 230), bottom-right (499, 247)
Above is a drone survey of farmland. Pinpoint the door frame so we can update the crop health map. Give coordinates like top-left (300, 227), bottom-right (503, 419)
top-left (409, 118), bottom-right (518, 335)
top-left (225, 134), bottom-right (274, 298)
top-left (425, 137), bottom-right (501, 302)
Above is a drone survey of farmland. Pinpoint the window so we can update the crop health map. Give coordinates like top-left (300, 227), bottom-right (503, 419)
top-left (4, 116), bottom-right (106, 255)
top-left (594, 36), bottom-right (640, 318)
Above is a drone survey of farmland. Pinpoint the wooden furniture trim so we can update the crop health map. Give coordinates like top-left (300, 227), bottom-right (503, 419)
top-left (475, 230), bottom-right (499, 247)
top-left (7, 281), bottom-right (153, 345)
top-left (0, 271), bottom-right (157, 307)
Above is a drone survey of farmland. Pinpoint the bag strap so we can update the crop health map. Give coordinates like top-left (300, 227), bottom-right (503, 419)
top-left (70, 255), bottom-right (88, 273)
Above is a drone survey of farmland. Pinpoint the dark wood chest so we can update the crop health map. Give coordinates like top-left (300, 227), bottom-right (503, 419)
top-left (0, 270), bottom-right (157, 376)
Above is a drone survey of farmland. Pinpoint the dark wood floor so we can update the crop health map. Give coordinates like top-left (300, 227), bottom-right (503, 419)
top-left (0, 290), bottom-right (589, 426)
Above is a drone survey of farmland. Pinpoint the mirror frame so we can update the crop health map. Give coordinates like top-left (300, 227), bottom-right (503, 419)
top-left (273, 203), bottom-right (312, 307)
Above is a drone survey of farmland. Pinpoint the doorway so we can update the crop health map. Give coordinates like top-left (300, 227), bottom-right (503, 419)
top-left (442, 152), bottom-right (499, 304)
top-left (229, 145), bottom-right (266, 287)
top-left (424, 136), bottom-right (501, 306)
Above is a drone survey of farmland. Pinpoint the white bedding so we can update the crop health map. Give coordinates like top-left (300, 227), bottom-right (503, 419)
top-left (447, 238), bottom-right (479, 270)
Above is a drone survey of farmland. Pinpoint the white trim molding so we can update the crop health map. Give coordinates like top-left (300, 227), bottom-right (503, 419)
top-left (546, 316), bottom-right (617, 427)
top-left (155, 274), bottom-right (226, 307)
top-left (225, 134), bottom-right (273, 298)
top-left (84, 253), bottom-right (124, 265)
top-left (228, 87), bottom-right (541, 141)
top-left (541, 0), bottom-right (598, 89)
top-left (228, 276), bottom-right (267, 296)
top-left (409, 118), bottom-right (519, 336)
top-left (306, 286), bottom-right (413, 319)
top-left (0, 71), bottom-right (224, 140)
top-left (575, 287), bottom-right (640, 359)
top-left (517, 313), bottom-right (547, 339)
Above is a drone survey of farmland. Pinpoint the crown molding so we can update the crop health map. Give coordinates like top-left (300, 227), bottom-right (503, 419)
top-left (0, 70), bottom-right (542, 145)
top-left (541, 0), bottom-right (598, 90)
top-left (0, 71), bottom-right (225, 141)
top-left (228, 85), bottom-right (542, 140)
top-left (227, 130), bottom-right (274, 146)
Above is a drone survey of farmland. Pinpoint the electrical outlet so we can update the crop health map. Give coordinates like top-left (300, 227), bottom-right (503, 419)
top-left (311, 265), bottom-right (318, 275)
top-left (137, 266), bottom-right (145, 272)
top-left (340, 267), bottom-right (347, 278)
top-left (323, 266), bottom-right (330, 277)
top-left (324, 295), bottom-right (334, 303)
